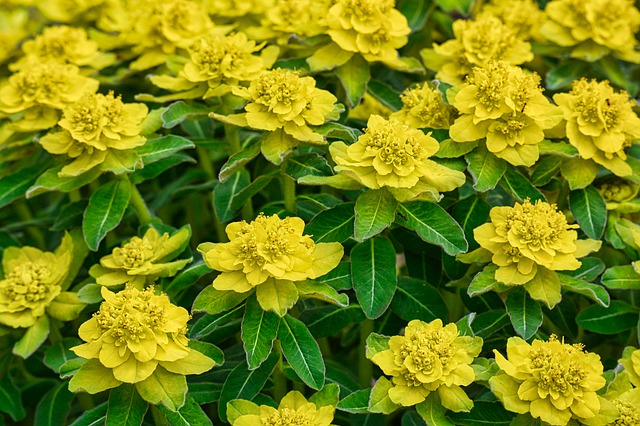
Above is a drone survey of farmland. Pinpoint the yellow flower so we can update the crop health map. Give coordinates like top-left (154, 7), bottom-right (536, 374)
top-left (480, 0), bottom-right (546, 41)
top-left (250, 0), bottom-right (330, 42)
top-left (596, 179), bottom-right (640, 212)
top-left (390, 83), bottom-right (453, 129)
top-left (39, 91), bottom-right (148, 177)
top-left (0, 62), bottom-right (99, 132)
top-left (89, 227), bottom-right (192, 289)
top-left (541, 0), bottom-right (640, 62)
top-left (206, 0), bottom-right (273, 18)
top-left (213, 68), bottom-right (338, 145)
top-left (421, 15), bottom-right (533, 86)
top-left (198, 214), bottom-right (344, 316)
top-left (36, 0), bottom-right (106, 23)
top-left (10, 25), bottom-right (114, 71)
top-left (490, 336), bottom-right (608, 426)
top-left (70, 286), bottom-right (214, 389)
top-left (449, 61), bottom-right (562, 166)
top-left (606, 390), bottom-right (640, 426)
top-left (151, 32), bottom-right (271, 98)
top-left (553, 79), bottom-right (640, 177)
top-left (348, 93), bottom-right (393, 121)
top-left (0, 7), bottom-right (30, 66)
top-left (330, 115), bottom-right (466, 202)
top-left (326, 0), bottom-right (410, 65)
top-left (228, 390), bottom-right (335, 426)
top-left (369, 319), bottom-right (483, 410)
top-left (0, 233), bottom-right (74, 328)
top-left (620, 347), bottom-right (640, 388)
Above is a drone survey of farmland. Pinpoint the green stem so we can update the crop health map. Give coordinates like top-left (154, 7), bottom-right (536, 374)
top-left (282, 173), bottom-right (296, 214)
top-left (358, 319), bottom-right (374, 388)
top-left (69, 189), bottom-right (81, 202)
top-left (273, 341), bottom-right (288, 402)
top-left (197, 146), bottom-right (216, 181)
top-left (15, 200), bottom-right (45, 248)
top-left (223, 121), bottom-right (254, 221)
top-left (48, 320), bottom-right (63, 345)
top-left (127, 178), bottom-right (152, 226)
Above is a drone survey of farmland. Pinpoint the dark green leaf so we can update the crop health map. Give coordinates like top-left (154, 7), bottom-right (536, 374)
top-left (396, 201), bottom-right (468, 255)
top-left (314, 261), bottom-right (351, 291)
top-left (0, 162), bottom-right (50, 208)
top-left (106, 384), bottom-right (148, 426)
top-left (354, 189), bottom-right (397, 241)
top-left (131, 153), bottom-right (195, 184)
top-left (500, 166), bottom-right (545, 203)
top-left (213, 169), bottom-right (250, 222)
top-left (415, 392), bottom-right (453, 426)
top-left (242, 296), bottom-right (280, 369)
top-left (576, 301), bottom-right (638, 334)
top-left (531, 156), bottom-right (562, 187)
top-left (44, 338), bottom-right (81, 373)
top-left (69, 402), bottom-right (107, 426)
top-left (446, 401), bottom-right (516, 425)
top-left (161, 101), bottom-right (212, 128)
top-left (282, 153), bottom-right (333, 180)
top-left (278, 314), bottom-right (325, 390)
top-left (335, 54), bottom-right (370, 108)
top-left (351, 236), bottom-right (397, 319)
top-left (0, 374), bottom-right (26, 421)
top-left (392, 276), bottom-right (448, 322)
top-left (27, 167), bottom-right (101, 198)
top-left (569, 187), bottom-right (607, 239)
top-left (218, 137), bottom-right (261, 183)
top-left (300, 304), bottom-right (365, 337)
top-left (164, 261), bottom-right (212, 298)
top-left (83, 179), bottom-right (131, 251)
top-left (558, 273), bottom-right (610, 307)
top-left (452, 195), bottom-right (490, 250)
top-left (337, 389), bottom-right (371, 414)
top-left (34, 382), bottom-right (74, 426)
top-left (230, 172), bottom-right (277, 211)
top-left (367, 80), bottom-right (403, 110)
top-left (402, 411), bottom-right (427, 426)
top-left (546, 60), bottom-right (590, 90)
top-left (563, 257), bottom-right (605, 281)
top-left (314, 123), bottom-right (362, 143)
top-left (188, 382), bottom-right (222, 405)
top-left (156, 396), bottom-right (212, 426)
top-left (134, 135), bottom-right (194, 164)
top-left (601, 265), bottom-right (640, 289)
top-left (466, 145), bottom-right (507, 192)
top-left (51, 200), bottom-right (87, 231)
top-left (470, 310), bottom-right (511, 338)
top-left (305, 202), bottom-right (355, 243)
top-left (505, 287), bottom-right (543, 340)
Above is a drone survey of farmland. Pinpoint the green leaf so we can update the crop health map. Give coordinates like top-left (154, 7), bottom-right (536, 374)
top-left (563, 257), bottom-right (605, 281)
top-left (538, 140), bottom-right (579, 157)
top-left (396, 201), bottom-right (468, 255)
top-left (470, 310), bottom-right (511, 338)
top-left (446, 401), bottom-right (516, 426)
top-left (44, 337), bottom-right (81, 373)
top-left (530, 156), bottom-right (562, 187)
top-left (106, 384), bottom-right (148, 426)
top-left (557, 273), bottom-right (610, 307)
top-left (278, 314), bottom-right (325, 390)
top-left (415, 392), bottom-right (454, 426)
top-left (313, 261), bottom-right (351, 291)
top-left (576, 301), bottom-right (639, 334)
top-left (296, 281), bottom-right (349, 307)
top-left (156, 396), bottom-right (212, 426)
top-left (598, 55), bottom-right (636, 95)
top-left (398, 0), bottom-right (430, 31)
top-left (309, 383), bottom-right (340, 408)
top-left (601, 265), bottom-right (640, 289)
top-left (351, 236), bottom-right (397, 319)
top-left (0, 162), bottom-right (50, 208)
top-left (191, 285), bottom-right (251, 315)
top-left (34, 382), bottom-right (74, 426)
top-left (218, 352), bottom-right (279, 421)
top-left (300, 304), bottom-right (365, 338)
top-left (368, 377), bottom-right (399, 414)
top-left (367, 80), bottom-right (403, 110)
top-left (242, 296), bottom-right (280, 369)
top-left (366, 333), bottom-right (390, 359)
top-left (131, 154), bottom-right (195, 184)
top-left (83, 179), bottom-right (131, 251)
top-left (337, 389), bottom-right (371, 414)
top-left (500, 166), bottom-right (545, 203)
top-left (314, 123), bottom-right (362, 143)
top-left (392, 276), bottom-right (448, 322)
top-left (218, 137), bottom-right (261, 183)
top-left (560, 157), bottom-right (600, 189)
top-left (77, 283), bottom-right (104, 304)
top-left (569, 187), bottom-right (607, 239)
top-left (546, 60), bottom-right (590, 90)
top-left (190, 305), bottom-right (244, 339)
top-left (69, 402), bottom-right (107, 426)
top-left (468, 265), bottom-right (500, 296)
top-left (305, 202), bottom-right (355, 243)
top-left (13, 315), bottom-right (49, 358)
top-left (466, 145), bottom-right (507, 192)
top-left (230, 172), bottom-right (277, 211)
top-left (505, 287), bottom-right (543, 340)
top-left (282, 153), bottom-right (333, 180)
top-left (435, 140), bottom-right (478, 159)
top-left (188, 382), bottom-right (222, 405)
top-left (135, 135), bottom-right (195, 165)
top-left (335, 54), bottom-right (371, 108)
top-left (213, 169), bottom-right (250, 222)
top-left (163, 261), bottom-right (212, 298)
top-left (403, 411), bottom-right (427, 426)
top-left (354, 189), bottom-right (397, 241)
top-left (135, 367), bottom-right (187, 411)
top-left (161, 101), bottom-right (212, 128)
top-left (188, 340), bottom-right (224, 365)
top-left (27, 166), bottom-right (101, 198)
top-left (0, 373), bottom-right (26, 421)
top-left (451, 195), bottom-right (490, 250)
top-left (59, 358), bottom-right (87, 379)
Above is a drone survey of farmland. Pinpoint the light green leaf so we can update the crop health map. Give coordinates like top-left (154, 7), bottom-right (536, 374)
top-left (601, 265), bottom-right (640, 289)
top-left (415, 392), bottom-right (454, 426)
top-left (161, 101), bottom-right (211, 128)
top-left (335, 54), bottom-right (370, 108)
top-left (13, 315), bottom-right (50, 359)
top-left (558, 273), bottom-right (610, 307)
top-left (296, 280), bottom-right (349, 307)
top-left (368, 377), bottom-right (399, 414)
top-left (191, 285), bottom-right (251, 315)
top-left (365, 332), bottom-right (390, 359)
top-left (135, 367), bottom-right (187, 412)
top-left (468, 265), bottom-right (499, 296)
top-left (46, 292), bottom-right (86, 322)
top-left (466, 145), bottom-right (507, 192)
top-left (354, 189), bottom-right (397, 242)
top-left (27, 166), bottom-right (101, 198)
top-left (218, 137), bottom-right (261, 183)
top-left (83, 179), bottom-right (131, 251)
top-left (435, 140), bottom-right (478, 159)
top-left (560, 157), bottom-right (600, 189)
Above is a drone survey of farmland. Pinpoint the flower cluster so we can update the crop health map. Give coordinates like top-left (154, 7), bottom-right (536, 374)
top-left (449, 61), bottom-right (562, 167)
top-left (39, 91), bottom-right (148, 176)
top-left (491, 336), bottom-right (609, 425)
top-left (390, 83), bottom-right (453, 130)
top-left (596, 179), bottom-right (640, 212)
top-left (541, 0), bottom-right (640, 62)
top-left (248, 0), bottom-right (329, 43)
top-left (70, 286), bottom-right (214, 391)
top-left (369, 319), bottom-right (483, 410)
top-left (89, 227), bottom-right (191, 289)
top-left (0, 7), bottom-right (30, 66)
top-left (480, 0), bottom-right (546, 41)
top-left (330, 115), bottom-right (466, 202)
top-left (198, 214), bottom-right (344, 316)
top-left (554, 78), bottom-right (640, 178)
top-left (422, 14), bottom-right (533, 86)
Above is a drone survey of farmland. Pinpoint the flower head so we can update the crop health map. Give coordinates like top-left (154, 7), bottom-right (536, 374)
top-left (35, 0), bottom-right (105, 23)
top-left (480, 0), bottom-right (546, 40)
top-left (70, 286), bottom-right (214, 390)
top-left (89, 227), bottom-right (192, 289)
top-left (198, 214), bottom-right (343, 315)
top-left (553, 79), bottom-right (640, 177)
top-left (330, 115), bottom-right (466, 202)
top-left (369, 319), bottom-right (483, 410)
top-left (206, 0), bottom-right (273, 18)
top-left (541, 0), bottom-right (640, 62)
top-left (253, 0), bottom-right (330, 41)
top-left (596, 179), bottom-right (640, 212)
top-left (490, 336), bottom-right (608, 425)
top-left (390, 83), bottom-right (453, 129)
top-left (228, 390), bottom-right (335, 426)
top-left (0, 7), bottom-right (30, 66)
top-left (0, 234), bottom-right (73, 328)
top-left (620, 347), bottom-right (640, 388)
top-left (422, 15), bottom-right (533, 86)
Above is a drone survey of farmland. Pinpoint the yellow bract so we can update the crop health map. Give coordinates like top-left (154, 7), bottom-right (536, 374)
top-left (370, 319), bottom-right (483, 411)
top-left (330, 115), bottom-right (465, 202)
top-left (480, 0), bottom-right (546, 41)
top-left (554, 79), bottom-right (640, 177)
top-left (0, 7), bottom-right (30, 66)
top-left (421, 15), bottom-right (533, 86)
top-left (390, 83), bottom-right (453, 130)
top-left (0, 234), bottom-right (73, 328)
top-left (541, 0), bottom-right (640, 62)
top-left (596, 179), bottom-right (640, 212)
top-left (39, 91), bottom-right (148, 177)
top-left (198, 214), bottom-right (343, 315)
top-left (70, 286), bottom-right (214, 388)
top-left (620, 347), bottom-right (640, 388)
top-left (449, 61), bottom-right (562, 167)
top-left (249, 0), bottom-right (330, 42)
top-left (89, 227), bottom-right (191, 289)
top-left (491, 336), bottom-right (608, 425)
top-left (229, 390), bottom-right (335, 426)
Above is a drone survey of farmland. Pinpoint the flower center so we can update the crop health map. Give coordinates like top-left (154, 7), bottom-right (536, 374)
top-left (115, 237), bottom-right (153, 269)
top-left (69, 96), bottom-right (102, 135)
top-left (2, 262), bottom-right (54, 304)
top-left (504, 199), bottom-right (574, 250)
top-left (529, 337), bottom-right (588, 394)
top-left (364, 119), bottom-right (422, 167)
top-left (102, 92), bottom-right (125, 127)
top-left (253, 69), bottom-right (302, 110)
top-left (265, 408), bottom-right (311, 426)
top-left (397, 327), bottom-right (456, 376)
top-left (469, 62), bottom-right (510, 110)
top-left (495, 118), bottom-right (526, 139)
top-left (571, 79), bottom-right (621, 129)
top-left (611, 400), bottom-right (640, 426)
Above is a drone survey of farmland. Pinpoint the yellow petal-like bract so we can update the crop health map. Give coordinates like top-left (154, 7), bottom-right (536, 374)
top-left (370, 319), bottom-right (483, 410)
top-left (491, 336), bottom-right (608, 425)
top-left (390, 83), bottom-right (453, 130)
